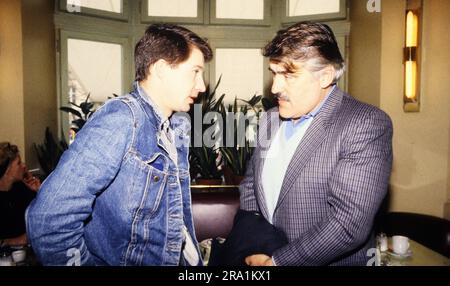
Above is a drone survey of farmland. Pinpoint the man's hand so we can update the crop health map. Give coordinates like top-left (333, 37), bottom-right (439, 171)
top-left (245, 254), bottom-right (274, 266)
top-left (23, 171), bottom-right (41, 192)
top-left (2, 233), bottom-right (28, 247)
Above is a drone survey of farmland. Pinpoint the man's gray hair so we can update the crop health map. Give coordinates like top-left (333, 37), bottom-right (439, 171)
top-left (263, 22), bottom-right (345, 84)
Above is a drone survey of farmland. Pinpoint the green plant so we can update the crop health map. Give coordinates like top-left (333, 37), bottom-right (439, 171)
top-left (219, 95), bottom-right (262, 177)
top-left (60, 93), bottom-right (95, 133)
top-left (189, 146), bottom-right (223, 180)
top-left (33, 127), bottom-right (68, 178)
top-left (221, 139), bottom-right (254, 178)
top-left (188, 76), bottom-right (225, 181)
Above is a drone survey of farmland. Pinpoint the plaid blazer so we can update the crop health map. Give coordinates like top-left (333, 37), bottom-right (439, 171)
top-left (239, 87), bottom-right (393, 266)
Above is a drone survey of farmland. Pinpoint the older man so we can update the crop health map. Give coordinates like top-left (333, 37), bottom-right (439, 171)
top-left (241, 22), bottom-right (393, 266)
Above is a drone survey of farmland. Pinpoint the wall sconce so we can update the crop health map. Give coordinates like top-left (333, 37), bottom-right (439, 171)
top-left (403, 0), bottom-right (422, 112)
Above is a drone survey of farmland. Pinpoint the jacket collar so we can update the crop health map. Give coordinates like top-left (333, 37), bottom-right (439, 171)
top-left (130, 81), bottom-right (191, 145)
top-left (132, 81), bottom-right (168, 132)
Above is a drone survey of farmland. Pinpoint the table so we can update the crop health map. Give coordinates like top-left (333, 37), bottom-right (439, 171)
top-left (380, 239), bottom-right (449, 266)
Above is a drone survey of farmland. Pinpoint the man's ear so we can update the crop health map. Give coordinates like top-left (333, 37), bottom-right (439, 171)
top-left (319, 65), bottom-right (336, 88)
top-left (150, 59), bottom-right (170, 79)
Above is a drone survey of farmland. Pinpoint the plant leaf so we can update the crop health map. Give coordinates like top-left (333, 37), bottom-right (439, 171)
top-left (60, 107), bottom-right (82, 119)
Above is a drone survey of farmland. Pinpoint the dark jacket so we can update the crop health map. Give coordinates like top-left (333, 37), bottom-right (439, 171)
top-left (209, 209), bottom-right (288, 266)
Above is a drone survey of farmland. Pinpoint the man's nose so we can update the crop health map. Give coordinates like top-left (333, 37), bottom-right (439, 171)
top-left (271, 77), bottom-right (283, 94)
top-left (197, 76), bottom-right (206, 92)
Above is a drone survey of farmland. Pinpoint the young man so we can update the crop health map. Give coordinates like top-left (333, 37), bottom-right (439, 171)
top-left (241, 22), bottom-right (393, 266)
top-left (26, 24), bottom-right (212, 266)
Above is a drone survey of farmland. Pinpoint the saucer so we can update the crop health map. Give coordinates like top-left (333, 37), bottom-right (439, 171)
top-left (387, 249), bottom-right (412, 258)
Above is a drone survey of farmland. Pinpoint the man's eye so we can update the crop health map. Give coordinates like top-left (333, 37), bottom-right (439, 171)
top-left (285, 73), bottom-right (295, 79)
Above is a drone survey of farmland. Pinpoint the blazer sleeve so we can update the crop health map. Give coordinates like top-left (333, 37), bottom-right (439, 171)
top-left (25, 99), bottom-right (133, 266)
top-left (273, 108), bottom-right (393, 265)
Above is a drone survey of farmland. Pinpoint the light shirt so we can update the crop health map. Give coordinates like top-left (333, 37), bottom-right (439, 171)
top-left (261, 85), bottom-right (335, 223)
top-left (160, 120), bottom-right (178, 166)
top-left (182, 226), bottom-right (200, 266)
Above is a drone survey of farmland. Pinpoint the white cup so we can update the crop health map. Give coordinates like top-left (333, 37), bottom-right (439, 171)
top-left (392, 235), bottom-right (410, 255)
top-left (11, 250), bottom-right (26, 263)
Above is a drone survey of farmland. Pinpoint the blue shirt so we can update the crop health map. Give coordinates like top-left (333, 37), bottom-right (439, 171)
top-left (284, 85), bottom-right (336, 140)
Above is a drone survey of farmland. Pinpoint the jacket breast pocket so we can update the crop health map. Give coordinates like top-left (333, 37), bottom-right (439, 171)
top-left (125, 153), bottom-right (168, 218)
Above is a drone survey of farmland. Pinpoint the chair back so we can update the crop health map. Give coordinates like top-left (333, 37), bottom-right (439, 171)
top-left (191, 190), bottom-right (240, 242)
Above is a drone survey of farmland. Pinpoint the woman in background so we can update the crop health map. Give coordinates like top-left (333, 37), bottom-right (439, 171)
top-left (0, 142), bottom-right (40, 247)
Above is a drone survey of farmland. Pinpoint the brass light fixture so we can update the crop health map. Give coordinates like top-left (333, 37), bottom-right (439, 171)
top-left (403, 0), bottom-right (422, 112)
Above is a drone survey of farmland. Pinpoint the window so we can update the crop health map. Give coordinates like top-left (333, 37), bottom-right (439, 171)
top-left (54, 0), bottom-right (349, 140)
top-left (211, 0), bottom-right (271, 25)
top-left (207, 39), bottom-right (271, 107)
top-left (59, 30), bottom-right (130, 137)
top-left (214, 48), bottom-right (264, 106)
top-left (60, 0), bottom-right (129, 20)
top-left (142, 0), bottom-right (203, 24)
top-left (69, 0), bottom-right (122, 13)
top-left (67, 39), bottom-right (123, 104)
top-left (282, 0), bottom-right (346, 23)
top-left (288, 0), bottom-right (340, 16)
top-left (216, 0), bottom-right (264, 20)
top-left (147, 0), bottom-right (197, 17)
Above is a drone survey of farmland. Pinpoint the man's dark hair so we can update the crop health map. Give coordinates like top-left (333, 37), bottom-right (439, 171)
top-left (263, 21), bottom-right (345, 83)
top-left (135, 24), bottom-right (213, 82)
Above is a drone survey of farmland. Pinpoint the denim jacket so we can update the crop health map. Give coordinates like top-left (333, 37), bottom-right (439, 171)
top-left (26, 82), bottom-right (200, 266)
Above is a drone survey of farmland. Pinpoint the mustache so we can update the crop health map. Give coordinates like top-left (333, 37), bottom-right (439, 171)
top-left (274, 93), bottom-right (290, 102)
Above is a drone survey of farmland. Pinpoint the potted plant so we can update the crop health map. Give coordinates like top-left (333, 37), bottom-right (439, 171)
top-left (189, 77), bottom-right (225, 185)
top-left (60, 93), bottom-right (96, 134)
top-left (33, 127), bottom-right (68, 179)
top-left (189, 146), bottom-right (223, 185)
top-left (220, 95), bottom-right (262, 185)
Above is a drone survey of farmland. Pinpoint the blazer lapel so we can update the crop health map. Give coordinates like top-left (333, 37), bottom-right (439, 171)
top-left (274, 87), bottom-right (344, 213)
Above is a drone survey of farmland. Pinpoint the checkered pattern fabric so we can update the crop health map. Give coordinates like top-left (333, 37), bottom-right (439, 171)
top-left (239, 87), bottom-right (393, 265)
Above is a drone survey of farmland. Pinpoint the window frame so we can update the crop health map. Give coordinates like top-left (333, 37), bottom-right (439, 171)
top-left (58, 30), bottom-right (132, 138)
top-left (281, 0), bottom-right (346, 23)
top-left (59, 0), bottom-right (130, 21)
top-left (53, 0), bottom-right (350, 141)
top-left (210, 0), bottom-right (271, 26)
top-left (141, 0), bottom-right (204, 24)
